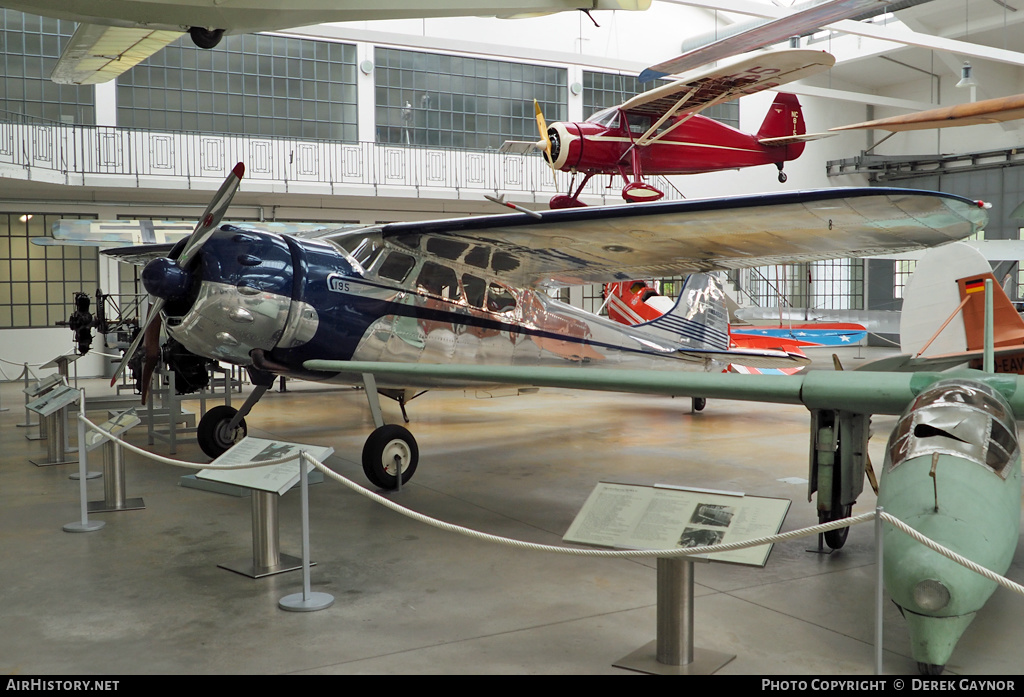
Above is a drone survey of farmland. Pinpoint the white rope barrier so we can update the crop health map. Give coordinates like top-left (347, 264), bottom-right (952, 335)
top-left (77, 411), bottom-right (1024, 592)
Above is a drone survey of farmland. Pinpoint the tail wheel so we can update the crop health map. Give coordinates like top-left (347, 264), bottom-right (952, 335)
top-left (692, 397), bottom-right (706, 412)
top-left (362, 424), bottom-right (419, 490)
top-left (197, 405), bottom-right (247, 458)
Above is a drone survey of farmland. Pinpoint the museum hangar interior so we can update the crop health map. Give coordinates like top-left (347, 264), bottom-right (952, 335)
top-left (1, 0), bottom-right (1024, 676)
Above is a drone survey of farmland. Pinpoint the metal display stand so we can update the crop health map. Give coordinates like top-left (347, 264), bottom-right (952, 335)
top-left (85, 410), bottom-right (145, 513)
top-left (614, 557), bottom-right (735, 675)
top-left (195, 438), bottom-right (333, 579)
top-left (564, 481), bottom-right (791, 675)
top-left (27, 384), bottom-right (80, 466)
top-left (21, 372), bottom-right (61, 440)
top-left (42, 354), bottom-right (83, 454)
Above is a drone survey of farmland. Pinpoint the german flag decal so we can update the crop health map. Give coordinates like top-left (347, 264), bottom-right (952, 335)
top-left (965, 278), bottom-right (986, 294)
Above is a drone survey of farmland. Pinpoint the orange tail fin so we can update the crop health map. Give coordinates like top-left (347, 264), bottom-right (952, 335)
top-left (958, 273), bottom-right (1024, 351)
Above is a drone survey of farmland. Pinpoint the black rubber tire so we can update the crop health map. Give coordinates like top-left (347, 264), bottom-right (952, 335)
top-left (918, 662), bottom-right (945, 675)
top-left (197, 405), bottom-right (247, 458)
top-left (778, 171), bottom-right (788, 183)
top-left (362, 424), bottom-right (419, 490)
top-left (189, 27), bottom-right (225, 49)
top-left (822, 503), bottom-right (853, 550)
top-left (692, 397), bottom-right (706, 412)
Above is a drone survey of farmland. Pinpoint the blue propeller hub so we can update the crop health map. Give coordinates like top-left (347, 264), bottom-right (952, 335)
top-left (142, 257), bottom-right (192, 301)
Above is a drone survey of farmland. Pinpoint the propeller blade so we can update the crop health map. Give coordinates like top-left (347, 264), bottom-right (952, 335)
top-left (139, 314), bottom-right (162, 405)
top-left (108, 163), bottom-right (245, 389)
top-left (110, 297), bottom-right (164, 387)
top-left (534, 100), bottom-right (552, 166)
top-left (177, 162), bottom-right (245, 268)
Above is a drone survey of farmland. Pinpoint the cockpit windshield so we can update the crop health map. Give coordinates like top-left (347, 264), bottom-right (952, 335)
top-left (585, 107), bottom-right (619, 128)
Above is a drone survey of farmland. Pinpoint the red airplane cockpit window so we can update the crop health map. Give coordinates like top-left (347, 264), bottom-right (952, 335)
top-left (377, 251), bottom-right (416, 283)
top-left (487, 283), bottom-right (516, 314)
top-left (586, 107), bottom-right (619, 128)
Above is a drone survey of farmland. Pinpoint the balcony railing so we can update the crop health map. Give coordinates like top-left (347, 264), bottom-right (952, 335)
top-left (0, 115), bottom-right (682, 204)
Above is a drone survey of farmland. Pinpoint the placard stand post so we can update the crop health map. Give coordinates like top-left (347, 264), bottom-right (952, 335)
top-left (86, 410), bottom-right (144, 513)
top-left (614, 557), bottom-right (734, 675)
top-left (196, 438), bottom-right (333, 579)
top-left (28, 384), bottom-right (80, 466)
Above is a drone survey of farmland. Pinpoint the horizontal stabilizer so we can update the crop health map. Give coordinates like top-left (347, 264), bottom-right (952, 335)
top-left (758, 132), bottom-right (835, 147)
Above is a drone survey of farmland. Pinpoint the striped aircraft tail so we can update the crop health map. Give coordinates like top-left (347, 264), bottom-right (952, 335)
top-left (635, 273), bottom-right (730, 350)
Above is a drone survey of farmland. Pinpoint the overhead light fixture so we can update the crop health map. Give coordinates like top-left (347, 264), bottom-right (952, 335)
top-left (956, 61), bottom-right (977, 89)
top-left (19, 214), bottom-right (32, 223)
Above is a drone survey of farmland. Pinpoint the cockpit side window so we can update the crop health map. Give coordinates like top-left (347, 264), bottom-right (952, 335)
top-left (462, 273), bottom-right (486, 308)
top-left (416, 261), bottom-right (461, 302)
top-left (487, 282), bottom-right (516, 314)
top-left (352, 238), bottom-right (384, 269)
top-left (626, 113), bottom-right (649, 135)
top-left (377, 251), bottom-right (416, 283)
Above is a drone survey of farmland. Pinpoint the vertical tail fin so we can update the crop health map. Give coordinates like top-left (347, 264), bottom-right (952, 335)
top-left (958, 273), bottom-right (1024, 351)
top-left (757, 93), bottom-right (806, 161)
top-left (757, 93), bottom-right (805, 139)
top-left (900, 241), bottom-right (1024, 358)
top-left (637, 273), bottom-right (729, 350)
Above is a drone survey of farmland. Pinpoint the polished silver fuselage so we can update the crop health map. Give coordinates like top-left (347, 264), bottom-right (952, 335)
top-left (161, 227), bottom-right (726, 390)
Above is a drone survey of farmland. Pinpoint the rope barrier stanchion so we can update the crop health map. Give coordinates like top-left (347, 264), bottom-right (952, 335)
top-left (875, 505), bottom-right (884, 676)
top-left (63, 392), bottom-right (104, 534)
top-left (279, 451), bottom-right (334, 612)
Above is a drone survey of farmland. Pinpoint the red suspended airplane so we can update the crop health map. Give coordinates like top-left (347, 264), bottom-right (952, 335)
top-left (501, 49), bottom-right (835, 209)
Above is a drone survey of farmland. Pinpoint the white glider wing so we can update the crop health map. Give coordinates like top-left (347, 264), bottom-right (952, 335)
top-left (51, 24), bottom-right (183, 85)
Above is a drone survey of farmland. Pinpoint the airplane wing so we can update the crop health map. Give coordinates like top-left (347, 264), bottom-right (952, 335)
top-left (368, 188), bottom-right (987, 288)
top-left (304, 360), bottom-right (1018, 417)
top-left (51, 24), bottom-right (184, 85)
top-left (638, 0), bottom-right (887, 83)
top-left (49, 220), bottom-right (352, 263)
top-left (830, 94), bottom-right (1024, 133)
top-left (621, 49), bottom-right (835, 120)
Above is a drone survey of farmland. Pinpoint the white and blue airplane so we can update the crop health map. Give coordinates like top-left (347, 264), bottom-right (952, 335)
top-left (91, 163), bottom-right (987, 495)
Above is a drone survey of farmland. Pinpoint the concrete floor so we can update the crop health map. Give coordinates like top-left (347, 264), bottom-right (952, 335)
top-left (2, 347), bottom-right (1022, 676)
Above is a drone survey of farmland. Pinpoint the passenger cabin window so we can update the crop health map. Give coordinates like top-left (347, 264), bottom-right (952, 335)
top-left (377, 252), bottom-right (416, 283)
top-left (626, 113), bottom-right (649, 135)
top-left (417, 262), bottom-right (461, 302)
top-left (462, 274), bottom-right (486, 308)
top-left (487, 282), bottom-right (516, 314)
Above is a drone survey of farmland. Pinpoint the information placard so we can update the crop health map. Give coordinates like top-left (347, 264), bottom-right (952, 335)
top-left (196, 437), bottom-right (334, 495)
top-left (26, 385), bottom-right (80, 418)
top-left (563, 482), bottom-right (790, 567)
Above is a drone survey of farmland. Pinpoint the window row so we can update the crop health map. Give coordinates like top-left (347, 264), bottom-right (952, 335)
top-left (0, 212), bottom-right (99, 329)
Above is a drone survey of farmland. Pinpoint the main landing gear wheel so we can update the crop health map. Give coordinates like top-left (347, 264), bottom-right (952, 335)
top-left (821, 502), bottom-right (853, 550)
top-left (197, 405), bottom-right (247, 458)
top-left (362, 424), bottom-right (419, 490)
